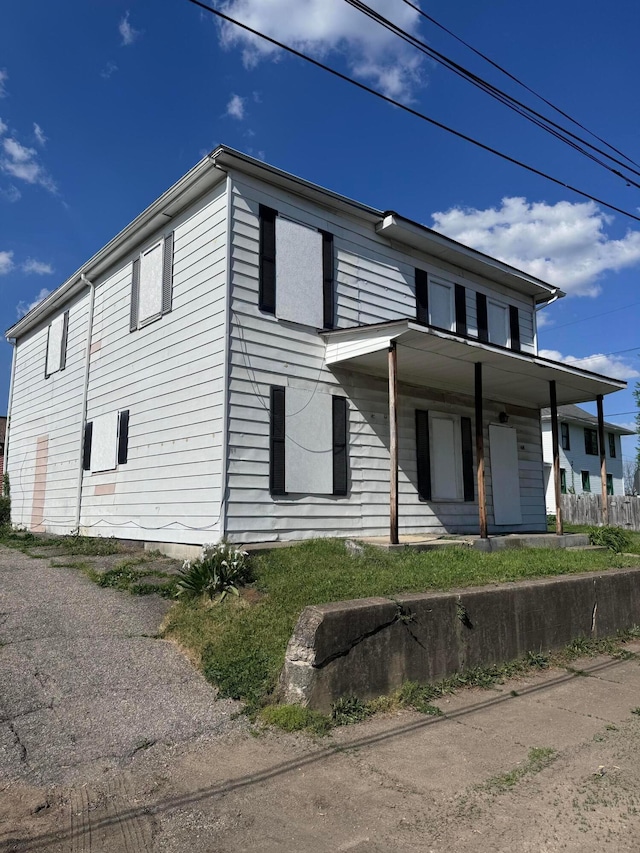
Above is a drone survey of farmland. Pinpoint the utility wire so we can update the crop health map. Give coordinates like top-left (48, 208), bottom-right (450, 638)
top-left (542, 301), bottom-right (640, 332)
top-left (398, 0), bottom-right (639, 169)
top-left (344, 0), bottom-right (640, 188)
top-left (185, 0), bottom-right (640, 224)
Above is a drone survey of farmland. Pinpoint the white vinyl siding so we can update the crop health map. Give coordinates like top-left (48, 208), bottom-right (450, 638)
top-left (78, 180), bottom-right (229, 544)
top-left (275, 217), bottom-right (324, 327)
top-left (138, 241), bottom-right (164, 323)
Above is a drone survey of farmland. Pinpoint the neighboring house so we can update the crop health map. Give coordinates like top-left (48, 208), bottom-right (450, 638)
top-left (3, 147), bottom-right (627, 550)
top-left (0, 416), bottom-right (6, 480)
top-left (541, 405), bottom-right (635, 513)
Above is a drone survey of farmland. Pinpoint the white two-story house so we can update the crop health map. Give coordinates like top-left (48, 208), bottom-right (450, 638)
top-left (541, 404), bottom-right (634, 513)
top-left (3, 147), bottom-right (627, 550)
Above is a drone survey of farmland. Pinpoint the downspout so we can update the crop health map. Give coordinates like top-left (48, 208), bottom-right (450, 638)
top-left (3, 341), bottom-right (17, 497)
top-left (218, 172), bottom-right (233, 540)
top-left (74, 274), bottom-right (96, 532)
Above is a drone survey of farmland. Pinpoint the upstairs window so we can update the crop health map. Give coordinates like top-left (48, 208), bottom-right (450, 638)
top-left (608, 432), bottom-right (616, 458)
top-left (584, 428), bottom-right (598, 456)
top-left (130, 233), bottom-right (174, 331)
top-left (561, 423), bottom-right (570, 451)
top-left (487, 300), bottom-right (509, 347)
top-left (259, 206), bottom-right (334, 329)
top-left (45, 311), bottom-right (69, 378)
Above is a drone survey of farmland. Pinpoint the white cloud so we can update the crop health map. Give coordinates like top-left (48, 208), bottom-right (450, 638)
top-left (1, 136), bottom-right (56, 193)
top-left (0, 250), bottom-right (14, 275)
top-left (0, 69), bottom-right (8, 98)
top-left (100, 61), bottom-right (119, 80)
top-left (22, 258), bottom-right (53, 275)
top-left (0, 117), bottom-right (7, 136)
top-left (16, 287), bottom-right (51, 318)
top-left (217, 0), bottom-right (424, 99)
top-left (119, 11), bottom-right (140, 46)
top-left (431, 198), bottom-right (640, 297)
top-left (0, 184), bottom-right (20, 202)
top-left (535, 311), bottom-right (553, 329)
top-left (33, 123), bottom-right (46, 146)
top-left (539, 348), bottom-right (640, 380)
top-left (225, 94), bottom-right (246, 120)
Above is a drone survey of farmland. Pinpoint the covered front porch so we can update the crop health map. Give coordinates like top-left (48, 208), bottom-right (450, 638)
top-left (323, 320), bottom-right (626, 544)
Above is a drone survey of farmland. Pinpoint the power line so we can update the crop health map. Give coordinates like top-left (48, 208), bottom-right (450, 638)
top-left (344, 0), bottom-right (640, 189)
top-left (185, 0), bottom-right (640, 225)
top-left (398, 0), bottom-right (639, 169)
top-left (542, 301), bottom-right (640, 332)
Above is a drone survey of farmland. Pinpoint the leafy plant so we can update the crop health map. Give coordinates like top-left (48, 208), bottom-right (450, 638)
top-left (175, 540), bottom-right (251, 603)
top-left (587, 525), bottom-right (631, 553)
top-left (331, 696), bottom-right (372, 725)
top-left (0, 496), bottom-right (10, 528)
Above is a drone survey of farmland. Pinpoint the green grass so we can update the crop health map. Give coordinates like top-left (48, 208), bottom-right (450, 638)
top-left (482, 747), bottom-right (557, 792)
top-left (163, 537), bottom-right (640, 711)
top-left (546, 518), bottom-right (640, 554)
top-left (0, 528), bottom-right (122, 556)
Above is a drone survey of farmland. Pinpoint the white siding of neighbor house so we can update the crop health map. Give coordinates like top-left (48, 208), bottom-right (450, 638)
top-left (223, 172), bottom-right (546, 542)
top-left (542, 420), bottom-right (626, 513)
top-left (78, 181), bottom-right (229, 544)
top-left (7, 292), bottom-right (90, 533)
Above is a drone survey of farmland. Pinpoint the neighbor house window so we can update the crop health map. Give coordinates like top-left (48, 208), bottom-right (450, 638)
top-left (584, 428), bottom-right (598, 456)
top-left (560, 468), bottom-right (567, 494)
top-left (130, 233), bottom-right (174, 331)
top-left (415, 410), bottom-right (474, 502)
top-left (608, 432), bottom-right (616, 458)
top-left (561, 423), bottom-right (570, 451)
top-left (82, 410), bottom-right (130, 473)
top-left (581, 470), bottom-right (591, 492)
top-left (45, 310), bottom-right (69, 378)
top-left (269, 387), bottom-right (347, 496)
top-left (607, 473), bottom-right (614, 495)
top-left (259, 206), bottom-right (334, 328)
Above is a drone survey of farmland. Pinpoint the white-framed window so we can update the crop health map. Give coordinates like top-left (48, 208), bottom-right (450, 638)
top-left (130, 233), bottom-right (174, 331)
top-left (428, 276), bottom-right (454, 331)
top-left (45, 311), bottom-right (69, 378)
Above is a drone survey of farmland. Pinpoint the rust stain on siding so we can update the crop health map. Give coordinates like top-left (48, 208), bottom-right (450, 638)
top-left (94, 483), bottom-right (116, 496)
top-left (30, 435), bottom-right (49, 532)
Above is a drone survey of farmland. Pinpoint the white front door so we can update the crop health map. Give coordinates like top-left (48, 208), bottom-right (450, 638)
top-left (489, 424), bottom-right (522, 525)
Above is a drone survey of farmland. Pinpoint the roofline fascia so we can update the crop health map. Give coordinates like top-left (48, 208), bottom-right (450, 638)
top-left (540, 411), bottom-right (635, 435)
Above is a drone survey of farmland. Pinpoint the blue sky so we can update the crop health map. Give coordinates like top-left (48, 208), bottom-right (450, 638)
top-left (1, 0), bottom-right (639, 463)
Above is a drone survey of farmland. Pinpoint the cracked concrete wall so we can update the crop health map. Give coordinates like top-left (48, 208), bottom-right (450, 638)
top-left (280, 568), bottom-right (640, 711)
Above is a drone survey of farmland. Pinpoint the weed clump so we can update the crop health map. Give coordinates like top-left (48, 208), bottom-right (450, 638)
top-left (587, 526), bottom-right (631, 553)
top-left (175, 541), bottom-right (251, 603)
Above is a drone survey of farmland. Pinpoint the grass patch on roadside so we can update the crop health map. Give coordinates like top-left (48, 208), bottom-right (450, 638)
top-left (162, 538), bottom-right (640, 712)
top-left (482, 746), bottom-right (557, 792)
top-left (0, 528), bottom-right (122, 556)
top-left (546, 518), bottom-right (640, 555)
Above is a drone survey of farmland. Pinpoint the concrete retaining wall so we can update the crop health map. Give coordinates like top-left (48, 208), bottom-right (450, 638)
top-left (280, 568), bottom-right (640, 711)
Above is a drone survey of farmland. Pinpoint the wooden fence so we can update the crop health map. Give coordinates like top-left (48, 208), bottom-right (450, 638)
top-left (560, 494), bottom-right (640, 529)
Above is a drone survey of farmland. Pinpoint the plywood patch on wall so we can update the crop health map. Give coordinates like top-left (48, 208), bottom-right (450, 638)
top-left (30, 435), bottom-right (49, 532)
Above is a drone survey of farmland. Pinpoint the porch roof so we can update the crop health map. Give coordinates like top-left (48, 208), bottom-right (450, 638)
top-left (322, 320), bottom-right (626, 409)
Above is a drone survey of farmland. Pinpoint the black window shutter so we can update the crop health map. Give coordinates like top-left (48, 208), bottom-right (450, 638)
top-left (269, 386), bottom-right (286, 495)
top-left (162, 232), bottom-right (174, 315)
top-left (415, 268), bottom-right (428, 324)
top-left (321, 230), bottom-right (334, 329)
top-left (44, 324), bottom-right (51, 379)
top-left (130, 258), bottom-right (140, 332)
top-left (332, 396), bottom-right (348, 496)
top-left (117, 410), bottom-right (130, 465)
top-left (415, 409), bottom-right (431, 501)
top-left (476, 292), bottom-right (488, 342)
top-left (59, 311), bottom-right (70, 371)
top-left (455, 284), bottom-right (467, 335)
top-left (82, 422), bottom-right (93, 471)
top-left (259, 205), bottom-right (277, 314)
top-left (509, 305), bottom-right (521, 351)
top-left (461, 416), bottom-right (474, 501)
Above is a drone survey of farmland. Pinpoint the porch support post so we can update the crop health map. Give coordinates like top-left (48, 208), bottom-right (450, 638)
top-left (475, 362), bottom-right (488, 539)
top-left (388, 342), bottom-right (399, 545)
top-left (549, 380), bottom-right (563, 535)
top-left (597, 395), bottom-right (609, 526)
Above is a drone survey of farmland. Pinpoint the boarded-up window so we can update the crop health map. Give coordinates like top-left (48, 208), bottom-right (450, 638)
top-left (488, 301), bottom-right (509, 347)
top-left (90, 412), bottom-right (119, 473)
top-left (429, 413), bottom-right (462, 500)
top-left (275, 218), bottom-right (324, 328)
top-left (428, 278), bottom-right (454, 331)
top-left (45, 311), bottom-right (69, 377)
top-left (131, 234), bottom-right (174, 330)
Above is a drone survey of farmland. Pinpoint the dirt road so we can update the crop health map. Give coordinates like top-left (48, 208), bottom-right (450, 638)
top-left (2, 544), bottom-right (640, 851)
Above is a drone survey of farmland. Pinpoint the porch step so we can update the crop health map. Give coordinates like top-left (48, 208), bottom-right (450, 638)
top-left (472, 533), bottom-right (590, 552)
